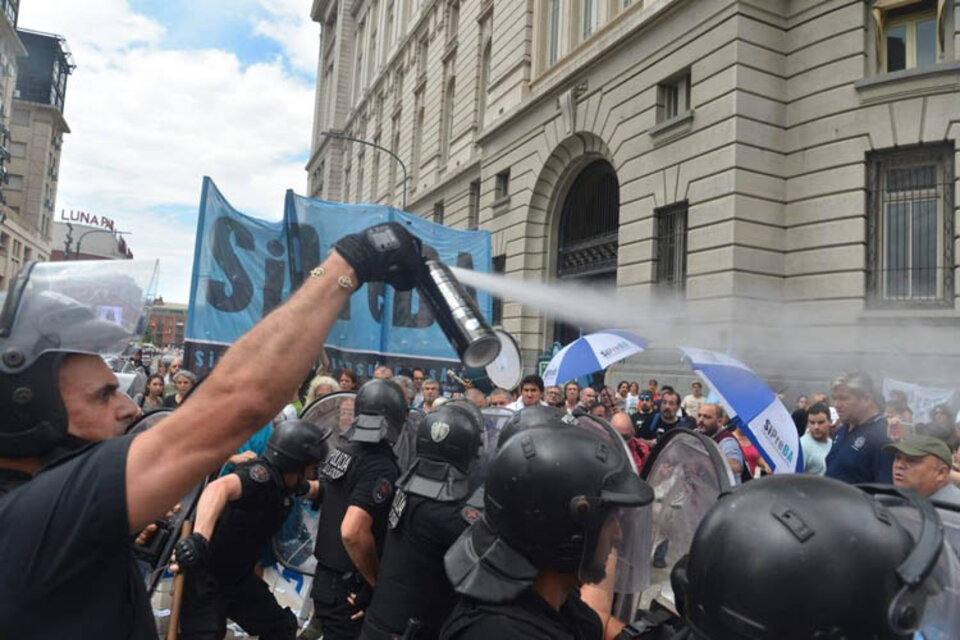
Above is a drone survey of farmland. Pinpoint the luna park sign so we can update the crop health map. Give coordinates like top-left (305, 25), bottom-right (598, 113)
top-left (59, 209), bottom-right (116, 231)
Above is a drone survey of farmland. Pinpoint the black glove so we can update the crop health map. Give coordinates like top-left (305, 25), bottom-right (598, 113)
top-left (349, 579), bottom-right (374, 611)
top-left (333, 222), bottom-right (424, 291)
top-left (173, 532), bottom-right (209, 571)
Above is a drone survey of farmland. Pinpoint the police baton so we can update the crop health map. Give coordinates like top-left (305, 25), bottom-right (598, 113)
top-left (166, 519), bottom-right (193, 640)
top-left (400, 618), bottom-right (421, 640)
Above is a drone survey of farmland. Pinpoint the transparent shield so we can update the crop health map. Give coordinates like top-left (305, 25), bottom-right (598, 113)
top-left (478, 406), bottom-right (514, 469)
top-left (271, 392), bottom-right (357, 577)
top-left (882, 501), bottom-right (960, 639)
top-left (0, 260), bottom-right (158, 367)
top-left (640, 429), bottom-right (735, 612)
top-left (125, 409), bottom-right (173, 436)
top-left (299, 391), bottom-right (357, 445)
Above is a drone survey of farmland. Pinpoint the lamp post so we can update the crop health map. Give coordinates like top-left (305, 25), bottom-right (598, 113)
top-left (322, 131), bottom-right (408, 210)
top-left (74, 228), bottom-right (132, 260)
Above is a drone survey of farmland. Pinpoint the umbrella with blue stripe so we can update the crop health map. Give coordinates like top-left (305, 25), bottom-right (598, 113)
top-left (680, 347), bottom-right (803, 474)
top-left (542, 330), bottom-right (649, 387)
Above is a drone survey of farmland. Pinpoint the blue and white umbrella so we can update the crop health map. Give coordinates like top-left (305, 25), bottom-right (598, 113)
top-left (680, 347), bottom-right (803, 474)
top-left (542, 330), bottom-right (649, 387)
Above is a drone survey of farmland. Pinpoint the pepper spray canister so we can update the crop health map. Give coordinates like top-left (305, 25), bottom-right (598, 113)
top-left (416, 260), bottom-right (501, 368)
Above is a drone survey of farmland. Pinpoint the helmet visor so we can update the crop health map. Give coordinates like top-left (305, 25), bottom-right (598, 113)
top-left (883, 499), bottom-right (960, 638)
top-left (579, 503), bottom-right (654, 622)
top-left (569, 414), bottom-right (654, 620)
top-left (0, 259), bottom-right (158, 367)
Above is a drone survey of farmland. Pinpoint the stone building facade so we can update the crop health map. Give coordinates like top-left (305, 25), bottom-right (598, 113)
top-left (0, 21), bottom-right (73, 292)
top-left (306, 0), bottom-right (960, 388)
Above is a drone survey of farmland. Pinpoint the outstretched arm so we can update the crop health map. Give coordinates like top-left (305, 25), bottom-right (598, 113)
top-left (125, 253), bottom-right (356, 531)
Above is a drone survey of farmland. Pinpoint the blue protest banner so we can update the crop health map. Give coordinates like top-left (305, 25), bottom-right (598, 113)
top-left (185, 178), bottom-right (492, 381)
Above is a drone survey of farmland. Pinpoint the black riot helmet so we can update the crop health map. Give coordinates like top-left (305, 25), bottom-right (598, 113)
top-left (495, 404), bottom-right (566, 451)
top-left (400, 400), bottom-right (484, 501)
top-left (445, 412), bottom-right (654, 603)
top-left (672, 475), bottom-right (945, 640)
top-left (263, 419), bottom-right (334, 473)
top-left (343, 378), bottom-right (409, 445)
top-left (0, 260), bottom-right (157, 458)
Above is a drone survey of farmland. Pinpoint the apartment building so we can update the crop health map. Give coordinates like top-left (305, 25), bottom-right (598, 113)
top-left (306, 0), bottom-right (960, 386)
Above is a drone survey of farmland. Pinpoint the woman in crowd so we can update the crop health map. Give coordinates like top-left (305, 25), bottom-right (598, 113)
top-left (305, 375), bottom-right (341, 405)
top-left (338, 369), bottom-right (359, 391)
top-left (139, 374), bottom-right (166, 413)
top-left (164, 369), bottom-right (197, 408)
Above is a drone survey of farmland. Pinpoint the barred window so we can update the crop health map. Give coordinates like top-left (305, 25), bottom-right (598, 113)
top-left (654, 202), bottom-right (688, 294)
top-left (867, 144), bottom-right (954, 307)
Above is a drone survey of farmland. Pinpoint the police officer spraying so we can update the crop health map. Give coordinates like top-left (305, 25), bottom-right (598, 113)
top-left (360, 400), bottom-right (485, 640)
top-left (442, 408), bottom-right (654, 640)
top-left (171, 419), bottom-right (333, 639)
top-left (302, 378), bottom-right (408, 640)
top-left (0, 222), bottom-right (424, 638)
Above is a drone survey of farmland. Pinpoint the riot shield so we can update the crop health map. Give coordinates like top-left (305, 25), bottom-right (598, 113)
top-left (638, 428), bottom-right (736, 614)
top-left (868, 492), bottom-right (960, 639)
top-left (125, 410), bottom-right (209, 596)
top-left (271, 391), bottom-right (357, 577)
top-left (477, 406), bottom-right (514, 470)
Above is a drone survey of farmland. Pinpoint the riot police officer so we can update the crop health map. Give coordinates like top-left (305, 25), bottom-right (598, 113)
top-left (360, 400), bottom-right (485, 640)
top-left (0, 222), bottom-right (424, 638)
top-left (441, 410), bottom-right (654, 640)
top-left (657, 474), bottom-right (959, 640)
top-left (305, 378), bottom-right (408, 640)
top-left (172, 419), bottom-right (333, 639)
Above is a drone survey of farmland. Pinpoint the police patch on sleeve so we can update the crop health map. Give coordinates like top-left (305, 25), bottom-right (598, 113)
top-left (460, 505), bottom-right (481, 525)
top-left (373, 477), bottom-right (393, 504)
top-left (248, 463), bottom-right (270, 483)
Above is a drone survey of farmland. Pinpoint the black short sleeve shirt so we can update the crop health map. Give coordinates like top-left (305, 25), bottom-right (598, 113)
top-left (349, 448), bottom-right (400, 516)
top-left (442, 588), bottom-right (603, 640)
top-left (0, 435), bottom-right (156, 639)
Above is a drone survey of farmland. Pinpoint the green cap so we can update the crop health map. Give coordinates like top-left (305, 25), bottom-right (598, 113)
top-left (884, 434), bottom-right (953, 466)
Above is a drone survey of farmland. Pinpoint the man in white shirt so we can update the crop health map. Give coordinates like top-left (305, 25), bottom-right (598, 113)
top-left (800, 403), bottom-right (833, 475)
top-left (682, 381), bottom-right (706, 418)
top-left (508, 374), bottom-right (547, 411)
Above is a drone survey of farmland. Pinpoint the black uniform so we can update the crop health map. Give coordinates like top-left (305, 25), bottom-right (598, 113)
top-left (180, 460), bottom-right (298, 640)
top-left (440, 589), bottom-right (603, 640)
top-left (360, 492), bottom-right (477, 640)
top-left (0, 436), bottom-right (158, 639)
top-left (312, 440), bottom-right (399, 640)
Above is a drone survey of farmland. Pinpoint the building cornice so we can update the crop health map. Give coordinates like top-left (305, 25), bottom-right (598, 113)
top-left (14, 98), bottom-right (71, 134)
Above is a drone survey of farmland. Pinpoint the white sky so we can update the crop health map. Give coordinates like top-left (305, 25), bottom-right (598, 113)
top-left (18, 0), bottom-right (319, 302)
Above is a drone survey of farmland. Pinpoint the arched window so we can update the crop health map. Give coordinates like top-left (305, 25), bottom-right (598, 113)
top-left (478, 39), bottom-right (491, 129)
top-left (553, 159), bottom-right (620, 348)
top-left (442, 76), bottom-right (456, 162)
top-left (557, 159), bottom-right (619, 279)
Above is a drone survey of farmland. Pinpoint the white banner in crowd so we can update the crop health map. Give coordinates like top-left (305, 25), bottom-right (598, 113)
top-left (882, 378), bottom-right (956, 424)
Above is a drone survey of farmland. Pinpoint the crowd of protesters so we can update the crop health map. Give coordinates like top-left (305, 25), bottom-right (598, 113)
top-left (118, 348), bottom-right (960, 508)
